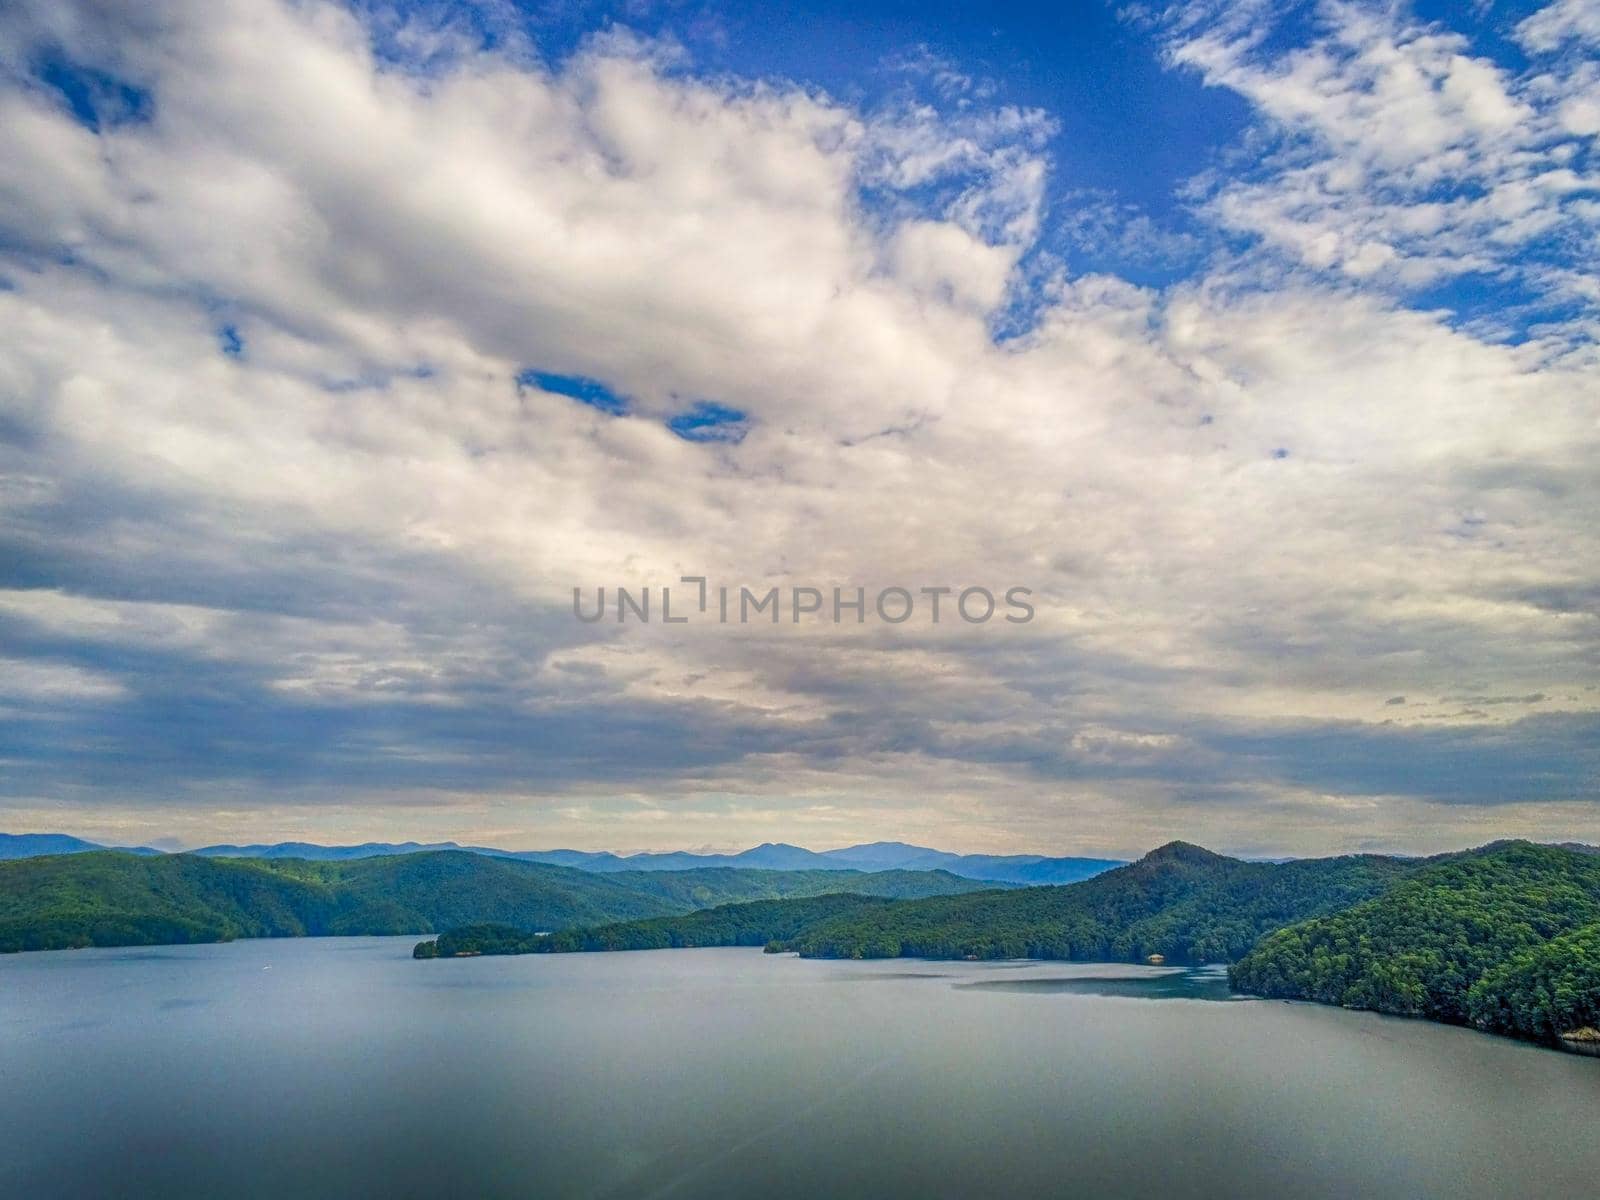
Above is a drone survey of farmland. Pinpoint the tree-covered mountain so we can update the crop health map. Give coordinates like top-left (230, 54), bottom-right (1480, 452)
top-left (402, 841), bottom-right (1600, 1053)
top-left (1468, 922), bottom-right (1600, 1049)
top-left (419, 842), bottom-right (1420, 964)
top-left (1229, 842), bottom-right (1600, 1045)
top-left (0, 851), bottom-right (993, 953)
top-left (772, 842), bottom-right (1420, 962)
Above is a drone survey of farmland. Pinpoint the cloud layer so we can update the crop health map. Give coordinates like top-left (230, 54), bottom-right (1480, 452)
top-left (0, 0), bottom-right (1596, 856)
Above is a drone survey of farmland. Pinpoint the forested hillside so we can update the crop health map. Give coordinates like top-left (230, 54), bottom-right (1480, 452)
top-left (773, 842), bottom-right (1418, 962)
top-left (420, 842), bottom-right (1420, 964)
top-left (0, 851), bottom-right (989, 952)
top-left (1230, 842), bottom-right (1600, 1044)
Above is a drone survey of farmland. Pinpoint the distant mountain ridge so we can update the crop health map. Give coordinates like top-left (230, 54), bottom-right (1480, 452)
top-left (0, 833), bottom-right (163, 859)
top-left (0, 833), bottom-right (1123, 885)
top-left (191, 840), bottom-right (465, 860)
top-left (497, 840), bottom-right (1124, 884)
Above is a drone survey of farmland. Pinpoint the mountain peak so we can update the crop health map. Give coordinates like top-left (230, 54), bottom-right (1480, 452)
top-left (1140, 841), bottom-right (1228, 866)
top-left (835, 841), bottom-right (927, 853)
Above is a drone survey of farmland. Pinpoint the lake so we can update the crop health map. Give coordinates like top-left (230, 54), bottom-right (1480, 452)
top-left (3, 938), bottom-right (1597, 1199)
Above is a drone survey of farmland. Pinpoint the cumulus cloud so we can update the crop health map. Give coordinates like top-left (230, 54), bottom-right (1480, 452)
top-left (0, 0), bottom-right (1595, 855)
top-left (1516, 0), bottom-right (1600, 53)
top-left (1162, 0), bottom-right (1600, 350)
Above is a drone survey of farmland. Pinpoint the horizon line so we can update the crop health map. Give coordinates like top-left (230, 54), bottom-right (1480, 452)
top-left (6, 829), bottom-right (1595, 863)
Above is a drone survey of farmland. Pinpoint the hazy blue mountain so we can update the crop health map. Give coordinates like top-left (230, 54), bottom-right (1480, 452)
top-left (514, 841), bottom-right (1122, 883)
top-left (4, 832), bottom-right (1125, 881)
top-left (191, 840), bottom-right (467, 860)
top-left (814, 842), bottom-right (1123, 884)
top-left (814, 841), bottom-right (927, 867)
top-left (521, 842), bottom-right (835, 872)
top-left (928, 854), bottom-right (1124, 885)
top-left (719, 842), bottom-right (838, 870)
top-left (503, 848), bottom-right (628, 869)
top-left (0, 833), bottom-right (162, 859)
top-left (1, 834), bottom-right (107, 859)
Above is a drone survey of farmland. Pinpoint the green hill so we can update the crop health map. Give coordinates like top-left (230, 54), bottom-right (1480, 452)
top-left (421, 842), bottom-right (1420, 964)
top-left (0, 851), bottom-right (992, 953)
top-left (1229, 842), bottom-right (1600, 1044)
top-left (1467, 922), bottom-right (1600, 1045)
top-left (773, 842), bottom-right (1418, 962)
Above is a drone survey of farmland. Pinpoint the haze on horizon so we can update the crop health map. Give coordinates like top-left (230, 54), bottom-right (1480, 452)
top-left (14, 830), bottom-right (1592, 867)
top-left (1, 0), bottom-right (1597, 860)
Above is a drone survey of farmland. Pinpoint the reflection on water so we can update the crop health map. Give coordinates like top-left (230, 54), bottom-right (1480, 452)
top-left (957, 963), bottom-right (1242, 1001)
top-left (3, 939), bottom-right (1598, 1200)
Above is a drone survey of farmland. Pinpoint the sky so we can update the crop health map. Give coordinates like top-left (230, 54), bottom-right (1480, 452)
top-left (0, 0), bottom-right (1597, 858)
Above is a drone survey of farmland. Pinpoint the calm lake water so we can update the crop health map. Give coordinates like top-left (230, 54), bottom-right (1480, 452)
top-left (3, 938), bottom-right (1598, 1199)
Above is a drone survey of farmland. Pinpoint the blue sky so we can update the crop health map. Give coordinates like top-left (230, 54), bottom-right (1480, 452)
top-left (353, 0), bottom-right (1596, 315)
top-left (0, 0), bottom-right (1596, 856)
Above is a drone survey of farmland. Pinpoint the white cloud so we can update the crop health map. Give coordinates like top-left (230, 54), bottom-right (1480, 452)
top-left (1165, 0), bottom-right (1600, 340)
top-left (0, 0), bottom-right (1596, 854)
top-left (1516, 0), bottom-right (1600, 53)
